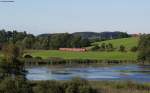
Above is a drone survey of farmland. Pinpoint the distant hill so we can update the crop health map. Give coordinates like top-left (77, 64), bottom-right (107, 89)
top-left (37, 31), bottom-right (130, 40)
top-left (72, 31), bottom-right (130, 39)
top-left (90, 37), bottom-right (139, 50)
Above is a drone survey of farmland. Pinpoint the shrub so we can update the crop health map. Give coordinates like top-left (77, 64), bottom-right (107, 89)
top-left (34, 56), bottom-right (42, 60)
top-left (91, 45), bottom-right (100, 51)
top-left (0, 77), bottom-right (32, 93)
top-left (119, 45), bottom-right (126, 52)
top-left (65, 78), bottom-right (97, 93)
top-left (33, 81), bottom-right (63, 93)
top-left (100, 43), bottom-right (106, 51)
top-left (106, 43), bottom-right (114, 51)
top-left (24, 54), bottom-right (33, 58)
top-left (130, 46), bottom-right (138, 52)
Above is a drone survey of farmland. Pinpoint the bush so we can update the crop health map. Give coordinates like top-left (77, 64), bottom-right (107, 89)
top-left (0, 77), bottom-right (32, 93)
top-left (100, 43), bottom-right (106, 51)
top-left (34, 56), bottom-right (42, 60)
top-left (33, 81), bottom-right (63, 93)
top-left (65, 78), bottom-right (97, 93)
top-left (130, 46), bottom-right (138, 52)
top-left (24, 54), bottom-right (33, 58)
top-left (119, 45), bottom-right (126, 52)
top-left (32, 78), bottom-right (97, 93)
top-left (91, 45), bottom-right (100, 51)
top-left (106, 43), bottom-right (114, 51)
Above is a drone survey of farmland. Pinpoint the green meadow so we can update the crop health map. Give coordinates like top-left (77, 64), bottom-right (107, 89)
top-left (91, 37), bottom-right (139, 50)
top-left (27, 50), bottom-right (137, 60)
top-left (0, 37), bottom-right (138, 61)
top-left (26, 37), bottom-right (138, 60)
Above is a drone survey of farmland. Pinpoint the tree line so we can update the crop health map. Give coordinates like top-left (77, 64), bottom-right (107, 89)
top-left (0, 29), bottom-right (90, 50)
top-left (73, 31), bottom-right (130, 40)
top-left (0, 30), bottom-right (131, 50)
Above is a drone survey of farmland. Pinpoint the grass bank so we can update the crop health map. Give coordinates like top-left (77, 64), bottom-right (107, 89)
top-left (31, 80), bottom-right (150, 93)
top-left (90, 81), bottom-right (150, 93)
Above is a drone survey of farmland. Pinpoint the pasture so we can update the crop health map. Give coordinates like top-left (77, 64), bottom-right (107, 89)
top-left (91, 37), bottom-right (139, 50)
top-left (27, 50), bottom-right (137, 60)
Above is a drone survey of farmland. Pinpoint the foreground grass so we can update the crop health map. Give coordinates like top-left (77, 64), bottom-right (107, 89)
top-left (27, 50), bottom-right (137, 60)
top-left (32, 80), bottom-right (150, 93)
top-left (90, 81), bottom-right (150, 93)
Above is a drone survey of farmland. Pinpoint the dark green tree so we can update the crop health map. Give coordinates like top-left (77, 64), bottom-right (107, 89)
top-left (108, 43), bottom-right (114, 51)
top-left (100, 43), bottom-right (106, 51)
top-left (70, 35), bottom-right (82, 48)
top-left (80, 38), bottom-right (90, 48)
top-left (130, 46), bottom-right (138, 52)
top-left (105, 43), bottom-right (114, 51)
top-left (138, 34), bottom-right (150, 62)
top-left (0, 29), bottom-right (8, 43)
top-left (91, 45), bottom-right (100, 51)
top-left (23, 35), bottom-right (35, 49)
top-left (50, 34), bottom-right (62, 49)
top-left (119, 45), bottom-right (126, 52)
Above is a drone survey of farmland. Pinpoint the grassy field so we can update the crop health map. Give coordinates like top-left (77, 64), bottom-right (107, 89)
top-left (0, 37), bottom-right (139, 61)
top-left (27, 50), bottom-right (137, 60)
top-left (91, 37), bottom-right (139, 50)
top-left (27, 37), bottom-right (138, 60)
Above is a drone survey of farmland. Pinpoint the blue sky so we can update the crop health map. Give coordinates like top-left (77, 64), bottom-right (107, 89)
top-left (0, 0), bottom-right (150, 34)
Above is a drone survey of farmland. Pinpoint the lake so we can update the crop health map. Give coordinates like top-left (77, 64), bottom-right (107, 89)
top-left (26, 64), bottom-right (150, 82)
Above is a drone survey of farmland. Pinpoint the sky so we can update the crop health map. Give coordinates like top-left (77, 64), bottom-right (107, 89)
top-left (0, 0), bottom-right (150, 34)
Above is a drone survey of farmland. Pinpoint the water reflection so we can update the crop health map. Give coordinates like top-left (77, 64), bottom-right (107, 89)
top-left (26, 64), bottom-right (150, 82)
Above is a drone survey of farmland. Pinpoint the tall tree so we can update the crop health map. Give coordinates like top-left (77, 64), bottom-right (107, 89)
top-left (23, 35), bottom-right (35, 49)
top-left (138, 34), bottom-right (150, 62)
top-left (0, 44), bottom-right (25, 79)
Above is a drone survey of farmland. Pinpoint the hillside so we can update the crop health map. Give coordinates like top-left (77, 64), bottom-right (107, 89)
top-left (91, 37), bottom-right (139, 50)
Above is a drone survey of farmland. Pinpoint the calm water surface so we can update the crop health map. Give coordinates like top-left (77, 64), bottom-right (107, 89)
top-left (26, 64), bottom-right (150, 82)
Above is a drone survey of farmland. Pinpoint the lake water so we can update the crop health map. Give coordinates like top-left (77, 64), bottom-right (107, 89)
top-left (26, 64), bottom-right (150, 82)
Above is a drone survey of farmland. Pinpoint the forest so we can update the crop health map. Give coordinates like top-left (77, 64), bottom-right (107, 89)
top-left (0, 29), bottom-right (130, 50)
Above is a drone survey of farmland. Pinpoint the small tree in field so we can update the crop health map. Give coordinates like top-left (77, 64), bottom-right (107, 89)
top-left (100, 43), bottom-right (106, 51)
top-left (91, 45), bottom-right (100, 51)
top-left (119, 45), bottom-right (126, 52)
top-left (130, 46), bottom-right (138, 52)
top-left (107, 43), bottom-right (114, 51)
top-left (24, 54), bottom-right (33, 58)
